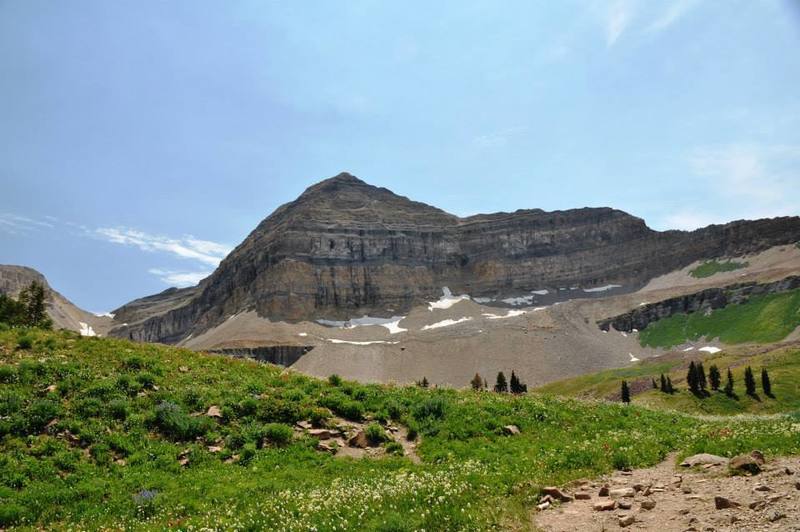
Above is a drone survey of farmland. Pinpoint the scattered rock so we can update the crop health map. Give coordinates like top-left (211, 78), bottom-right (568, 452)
top-left (640, 499), bottom-right (656, 511)
top-left (348, 430), bottom-right (369, 449)
top-left (207, 445), bottom-right (222, 453)
top-left (729, 455), bottom-right (761, 475)
top-left (206, 405), bottom-right (222, 418)
top-left (618, 514), bottom-right (635, 527)
top-left (537, 501), bottom-right (551, 511)
top-left (296, 420), bottom-right (312, 430)
top-left (749, 500), bottom-right (766, 511)
top-left (178, 366), bottom-right (189, 372)
top-left (609, 487), bottom-right (636, 498)
top-left (574, 491), bottom-right (591, 500)
top-left (767, 494), bottom-right (784, 504)
top-left (681, 454), bottom-right (728, 468)
top-left (618, 500), bottom-right (632, 510)
top-left (45, 384), bottom-right (57, 393)
top-left (750, 450), bottom-right (766, 465)
top-left (767, 510), bottom-right (786, 522)
top-left (643, 485), bottom-right (653, 496)
top-left (542, 487), bottom-right (573, 502)
top-left (316, 441), bottom-right (337, 454)
top-left (714, 496), bottom-right (740, 510)
top-left (308, 428), bottom-right (333, 440)
top-left (795, 481), bottom-right (800, 490)
top-left (593, 500), bottom-right (616, 512)
top-left (682, 486), bottom-right (693, 494)
top-left (786, 467), bottom-right (795, 476)
top-left (753, 484), bottom-right (771, 492)
top-left (503, 425), bottom-right (520, 436)
top-left (633, 483), bottom-right (646, 492)
top-left (598, 485), bottom-right (610, 497)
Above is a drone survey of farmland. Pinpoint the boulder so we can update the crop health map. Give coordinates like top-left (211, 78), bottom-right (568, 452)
top-left (609, 487), bottom-right (636, 498)
top-left (205, 405), bottom-right (222, 418)
top-left (348, 430), bottom-right (369, 449)
top-left (593, 500), bottom-right (616, 511)
top-left (537, 501), bottom-right (550, 511)
top-left (598, 485), bottom-right (610, 497)
top-left (308, 428), bottom-right (333, 440)
top-left (503, 425), bottom-right (520, 436)
top-left (680, 453), bottom-right (728, 467)
top-left (730, 454), bottom-right (761, 475)
top-left (296, 420), bottom-right (313, 430)
top-left (618, 500), bottom-right (632, 510)
top-left (750, 450), bottom-right (765, 465)
top-left (640, 499), bottom-right (656, 511)
top-left (618, 514), bottom-right (635, 527)
top-left (714, 496), bottom-right (740, 510)
top-left (574, 491), bottom-right (591, 500)
top-left (542, 487), bottom-right (573, 502)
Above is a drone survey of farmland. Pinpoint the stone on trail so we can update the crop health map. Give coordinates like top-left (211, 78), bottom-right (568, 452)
top-left (680, 453), bottom-right (728, 467)
top-left (542, 487), bottom-right (573, 502)
top-left (750, 450), bottom-right (766, 465)
top-left (574, 491), bottom-right (591, 500)
top-left (618, 500), bottom-right (632, 510)
top-left (598, 485), bottom-right (610, 497)
top-left (730, 454), bottom-right (761, 475)
top-left (618, 514), bottom-right (635, 527)
top-left (537, 501), bottom-right (550, 511)
top-left (609, 487), bottom-right (636, 498)
top-left (593, 500), bottom-right (616, 511)
top-left (640, 499), bottom-right (656, 510)
top-left (308, 428), bottom-right (333, 440)
top-left (714, 496), bottom-right (741, 510)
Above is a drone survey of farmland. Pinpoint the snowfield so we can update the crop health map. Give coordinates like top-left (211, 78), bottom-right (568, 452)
top-left (421, 317), bottom-right (473, 330)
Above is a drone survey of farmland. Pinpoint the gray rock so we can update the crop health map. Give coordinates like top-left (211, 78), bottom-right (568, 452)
top-left (714, 496), bottom-right (741, 510)
top-left (641, 499), bottom-right (657, 511)
top-left (680, 454), bottom-right (729, 468)
top-left (730, 455), bottom-right (761, 475)
top-left (619, 514), bottom-right (635, 527)
top-left (609, 487), bottom-right (636, 498)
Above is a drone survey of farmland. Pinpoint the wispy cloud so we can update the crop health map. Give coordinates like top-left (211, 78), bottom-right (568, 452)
top-left (605, 0), bottom-right (634, 47)
top-left (472, 126), bottom-right (529, 148)
top-left (601, 0), bottom-right (699, 48)
top-left (647, 0), bottom-right (698, 33)
top-left (664, 143), bottom-right (800, 230)
top-left (94, 227), bottom-right (232, 267)
top-left (0, 213), bottom-right (55, 235)
top-left (147, 269), bottom-right (211, 287)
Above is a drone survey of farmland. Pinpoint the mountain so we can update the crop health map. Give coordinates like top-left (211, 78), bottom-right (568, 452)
top-left (109, 172), bottom-right (800, 345)
top-left (0, 265), bottom-right (113, 335)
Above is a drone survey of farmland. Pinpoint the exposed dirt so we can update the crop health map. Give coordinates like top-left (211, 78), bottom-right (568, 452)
top-left (534, 453), bottom-right (800, 532)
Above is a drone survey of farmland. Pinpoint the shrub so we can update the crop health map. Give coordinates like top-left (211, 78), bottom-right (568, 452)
top-left (16, 334), bottom-right (34, 350)
top-left (0, 503), bottom-right (24, 527)
top-left (107, 398), bottom-right (130, 421)
top-left (338, 400), bottom-right (364, 421)
top-left (263, 423), bottom-right (293, 446)
top-left (308, 407), bottom-right (330, 427)
top-left (240, 442), bottom-right (257, 464)
top-left (153, 401), bottom-right (212, 441)
top-left (135, 372), bottom-right (157, 389)
top-left (413, 397), bottom-right (446, 420)
top-left (365, 423), bottom-right (387, 445)
top-left (26, 399), bottom-right (61, 433)
top-left (328, 374), bottom-right (342, 386)
top-left (385, 441), bottom-right (404, 456)
top-left (74, 397), bottom-right (105, 418)
top-left (0, 365), bottom-right (15, 384)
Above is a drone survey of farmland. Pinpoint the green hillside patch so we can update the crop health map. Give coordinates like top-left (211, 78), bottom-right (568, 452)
top-left (1, 329), bottom-right (800, 529)
top-left (639, 289), bottom-right (800, 348)
top-left (689, 259), bottom-right (748, 278)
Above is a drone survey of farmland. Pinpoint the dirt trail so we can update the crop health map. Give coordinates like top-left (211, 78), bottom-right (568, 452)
top-left (534, 454), bottom-right (800, 531)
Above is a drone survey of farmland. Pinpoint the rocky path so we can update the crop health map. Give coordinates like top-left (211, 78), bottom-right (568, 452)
top-left (534, 452), bottom-right (800, 531)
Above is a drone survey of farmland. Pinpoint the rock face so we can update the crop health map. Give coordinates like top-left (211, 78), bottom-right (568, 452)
top-left (108, 173), bottom-right (800, 344)
top-left (598, 275), bottom-right (800, 333)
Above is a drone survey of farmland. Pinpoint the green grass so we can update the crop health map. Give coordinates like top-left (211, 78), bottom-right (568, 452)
top-left (2, 329), bottom-right (800, 530)
top-left (639, 288), bottom-right (800, 348)
top-left (538, 345), bottom-right (800, 416)
top-left (689, 259), bottom-right (748, 278)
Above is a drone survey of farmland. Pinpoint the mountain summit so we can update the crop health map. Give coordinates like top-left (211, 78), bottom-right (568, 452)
top-left (109, 173), bottom-right (800, 344)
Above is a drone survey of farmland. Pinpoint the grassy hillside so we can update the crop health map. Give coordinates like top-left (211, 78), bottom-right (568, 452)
top-left (689, 259), bottom-right (748, 278)
top-left (2, 329), bottom-right (800, 530)
top-left (538, 344), bottom-right (800, 416)
top-left (639, 288), bottom-right (800, 348)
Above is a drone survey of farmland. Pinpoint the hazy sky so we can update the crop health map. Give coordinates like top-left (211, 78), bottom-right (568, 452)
top-left (2, 0), bottom-right (799, 312)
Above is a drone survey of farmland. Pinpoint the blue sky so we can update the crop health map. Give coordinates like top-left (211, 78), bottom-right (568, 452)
top-left (1, 0), bottom-right (799, 312)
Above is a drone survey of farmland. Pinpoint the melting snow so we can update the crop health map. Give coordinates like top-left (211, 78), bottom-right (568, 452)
top-left (298, 332), bottom-right (308, 337)
top-left (531, 289), bottom-right (549, 295)
top-left (621, 332), bottom-right (628, 337)
top-left (317, 315), bottom-right (407, 334)
top-left (473, 297), bottom-right (494, 304)
top-left (629, 353), bottom-right (640, 362)
top-left (94, 312), bottom-right (115, 319)
top-left (78, 322), bottom-right (96, 337)
top-left (422, 317), bottom-right (473, 330)
top-left (583, 284), bottom-right (623, 293)
top-left (683, 346), bottom-right (695, 352)
top-left (327, 339), bottom-right (398, 346)
top-left (501, 295), bottom-right (535, 306)
top-left (428, 287), bottom-right (470, 311)
top-left (482, 309), bottom-right (526, 320)
top-left (699, 346), bottom-right (721, 354)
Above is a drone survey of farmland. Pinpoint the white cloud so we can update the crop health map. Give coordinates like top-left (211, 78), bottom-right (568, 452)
top-left (0, 213), bottom-right (55, 234)
top-left (473, 126), bottom-right (529, 148)
top-left (147, 269), bottom-right (211, 287)
top-left (95, 227), bottom-right (231, 267)
top-left (606, 0), bottom-right (634, 47)
top-left (647, 0), bottom-right (698, 33)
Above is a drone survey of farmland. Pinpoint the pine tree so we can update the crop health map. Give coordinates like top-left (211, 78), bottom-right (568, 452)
top-left (761, 368), bottom-right (772, 397)
top-left (666, 376), bottom-right (675, 394)
top-left (659, 374), bottom-right (668, 393)
top-left (483, 378), bottom-right (488, 390)
top-left (724, 369), bottom-right (735, 397)
top-left (494, 372), bottom-right (508, 393)
top-left (708, 365), bottom-right (721, 391)
top-left (744, 366), bottom-right (756, 396)
top-left (696, 362), bottom-right (707, 393)
top-left (509, 371), bottom-right (520, 393)
top-left (687, 361), bottom-right (699, 395)
top-left (420, 377), bottom-right (429, 388)
top-left (17, 281), bottom-right (51, 329)
top-left (470, 373), bottom-right (483, 391)
top-left (621, 380), bottom-right (631, 404)
top-left (652, 378), bottom-right (658, 389)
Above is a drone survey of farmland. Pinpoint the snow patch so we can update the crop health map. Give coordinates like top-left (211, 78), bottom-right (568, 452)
top-left (327, 339), bottom-right (398, 346)
top-left (78, 322), bottom-right (96, 337)
top-left (94, 312), bottom-right (115, 319)
top-left (683, 346), bottom-right (695, 352)
top-left (531, 289), bottom-right (549, 296)
top-left (501, 295), bottom-right (535, 306)
top-left (317, 315), bottom-right (407, 334)
top-left (628, 353), bottom-right (640, 362)
top-left (298, 332), bottom-right (308, 337)
top-left (473, 297), bottom-right (494, 304)
top-left (422, 317), bottom-right (473, 330)
top-left (620, 332), bottom-right (628, 337)
top-left (428, 287), bottom-right (470, 311)
top-left (583, 284), bottom-right (623, 293)
top-left (699, 346), bottom-right (721, 354)
top-left (482, 309), bottom-right (526, 320)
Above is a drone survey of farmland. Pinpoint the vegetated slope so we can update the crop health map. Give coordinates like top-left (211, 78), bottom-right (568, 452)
top-left (689, 259), bottom-right (748, 278)
top-left (0, 265), bottom-right (112, 335)
top-left (537, 343), bottom-right (800, 415)
top-left (639, 288), bottom-right (800, 348)
top-left (2, 330), bottom-right (799, 529)
top-left (108, 172), bottom-right (800, 344)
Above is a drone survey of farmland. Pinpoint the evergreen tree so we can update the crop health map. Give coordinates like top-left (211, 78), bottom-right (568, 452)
top-left (687, 361), bottom-right (699, 395)
top-left (724, 369), bottom-right (735, 397)
top-left (483, 378), bottom-right (488, 390)
top-left (744, 366), bottom-right (756, 396)
top-left (696, 362), bottom-right (707, 392)
top-left (621, 380), bottom-right (631, 404)
top-left (761, 368), bottom-right (773, 397)
top-left (666, 376), bottom-right (675, 394)
top-left (509, 371), bottom-right (519, 393)
top-left (470, 373), bottom-right (483, 391)
top-left (0, 294), bottom-right (25, 326)
top-left (18, 281), bottom-right (51, 329)
top-left (420, 377), bottom-right (429, 388)
top-left (494, 372), bottom-right (508, 393)
top-left (708, 365), bottom-right (721, 391)
top-left (652, 378), bottom-right (658, 389)
top-left (659, 373), bottom-right (668, 393)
